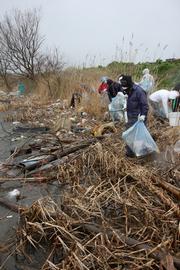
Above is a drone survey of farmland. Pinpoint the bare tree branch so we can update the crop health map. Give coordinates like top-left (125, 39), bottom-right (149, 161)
top-left (0, 9), bottom-right (44, 79)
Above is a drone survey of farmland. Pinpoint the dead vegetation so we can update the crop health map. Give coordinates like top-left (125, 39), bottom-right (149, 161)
top-left (0, 93), bottom-right (179, 270)
top-left (15, 138), bottom-right (180, 269)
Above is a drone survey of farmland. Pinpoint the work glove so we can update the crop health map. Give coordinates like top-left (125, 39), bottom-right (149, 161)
top-left (138, 115), bottom-right (146, 121)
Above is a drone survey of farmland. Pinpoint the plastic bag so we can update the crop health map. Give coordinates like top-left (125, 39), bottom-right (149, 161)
top-left (108, 92), bottom-right (126, 121)
top-left (122, 121), bottom-right (159, 156)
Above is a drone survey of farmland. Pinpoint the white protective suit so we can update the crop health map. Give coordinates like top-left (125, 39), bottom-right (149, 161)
top-left (139, 68), bottom-right (154, 93)
top-left (149, 89), bottom-right (179, 118)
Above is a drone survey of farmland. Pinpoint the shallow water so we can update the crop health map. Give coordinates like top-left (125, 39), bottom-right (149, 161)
top-left (0, 112), bottom-right (62, 269)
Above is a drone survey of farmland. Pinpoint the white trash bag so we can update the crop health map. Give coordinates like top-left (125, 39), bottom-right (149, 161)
top-left (122, 121), bottom-right (159, 156)
top-left (109, 92), bottom-right (126, 122)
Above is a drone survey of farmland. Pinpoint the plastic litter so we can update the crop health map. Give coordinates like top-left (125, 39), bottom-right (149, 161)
top-left (11, 135), bottom-right (25, 142)
top-left (18, 82), bottom-right (25, 95)
top-left (168, 112), bottom-right (180, 126)
top-left (7, 215), bottom-right (13, 219)
top-left (122, 121), bottom-right (159, 156)
top-left (7, 189), bottom-right (21, 200)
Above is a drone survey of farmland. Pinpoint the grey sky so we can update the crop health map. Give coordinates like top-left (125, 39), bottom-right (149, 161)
top-left (0, 0), bottom-right (180, 66)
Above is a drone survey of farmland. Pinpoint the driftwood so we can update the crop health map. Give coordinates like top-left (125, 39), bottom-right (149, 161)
top-left (19, 139), bottom-right (97, 171)
top-left (13, 126), bottom-right (50, 133)
top-left (0, 99), bottom-right (10, 104)
top-left (26, 156), bottom-right (69, 176)
top-left (0, 198), bottom-right (25, 213)
top-left (79, 223), bottom-right (180, 269)
top-left (152, 174), bottom-right (180, 199)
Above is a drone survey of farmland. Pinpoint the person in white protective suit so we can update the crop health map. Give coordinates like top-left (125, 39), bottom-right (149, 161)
top-left (149, 89), bottom-right (179, 119)
top-left (139, 68), bottom-right (154, 94)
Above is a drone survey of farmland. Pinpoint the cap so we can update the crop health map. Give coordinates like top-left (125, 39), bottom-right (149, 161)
top-left (100, 76), bottom-right (108, 83)
top-left (119, 75), bottom-right (133, 89)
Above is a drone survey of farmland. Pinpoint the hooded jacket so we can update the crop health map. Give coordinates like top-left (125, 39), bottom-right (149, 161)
top-left (127, 84), bottom-right (148, 119)
top-left (106, 79), bottom-right (122, 101)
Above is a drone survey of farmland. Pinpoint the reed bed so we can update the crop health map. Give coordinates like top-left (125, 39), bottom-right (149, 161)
top-left (16, 136), bottom-right (180, 269)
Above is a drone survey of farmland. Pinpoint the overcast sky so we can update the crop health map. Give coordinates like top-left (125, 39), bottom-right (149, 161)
top-left (0, 0), bottom-right (180, 66)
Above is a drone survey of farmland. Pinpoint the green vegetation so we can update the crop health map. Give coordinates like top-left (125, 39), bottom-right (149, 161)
top-left (1, 58), bottom-right (180, 100)
top-left (105, 59), bottom-right (180, 89)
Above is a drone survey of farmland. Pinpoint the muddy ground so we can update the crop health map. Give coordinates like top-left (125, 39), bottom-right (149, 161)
top-left (0, 110), bottom-right (63, 269)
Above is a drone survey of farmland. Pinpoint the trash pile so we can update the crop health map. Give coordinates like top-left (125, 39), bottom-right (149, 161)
top-left (0, 95), bottom-right (179, 270)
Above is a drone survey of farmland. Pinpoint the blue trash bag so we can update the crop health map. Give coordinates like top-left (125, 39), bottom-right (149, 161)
top-left (122, 121), bottom-right (159, 156)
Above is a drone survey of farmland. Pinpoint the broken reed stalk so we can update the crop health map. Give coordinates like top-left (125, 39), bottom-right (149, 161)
top-left (78, 223), bottom-right (180, 269)
top-left (140, 178), bottom-right (180, 218)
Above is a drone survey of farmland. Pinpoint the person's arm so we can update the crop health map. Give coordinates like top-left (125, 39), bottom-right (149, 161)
top-left (98, 83), bottom-right (107, 94)
top-left (98, 84), bottom-right (103, 94)
top-left (161, 96), bottom-right (169, 118)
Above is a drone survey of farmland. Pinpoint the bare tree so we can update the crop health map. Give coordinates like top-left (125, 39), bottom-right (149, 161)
top-left (38, 48), bottom-right (65, 97)
top-left (0, 9), bottom-right (44, 79)
top-left (0, 46), bottom-right (11, 90)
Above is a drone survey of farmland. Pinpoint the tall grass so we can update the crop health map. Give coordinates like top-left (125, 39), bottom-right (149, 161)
top-left (1, 38), bottom-right (179, 109)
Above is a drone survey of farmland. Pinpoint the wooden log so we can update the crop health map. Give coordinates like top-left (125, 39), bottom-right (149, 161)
top-left (26, 156), bottom-right (69, 177)
top-left (19, 139), bottom-right (97, 171)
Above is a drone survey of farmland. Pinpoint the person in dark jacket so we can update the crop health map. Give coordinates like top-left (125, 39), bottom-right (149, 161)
top-left (106, 79), bottom-right (122, 101)
top-left (119, 75), bottom-right (149, 157)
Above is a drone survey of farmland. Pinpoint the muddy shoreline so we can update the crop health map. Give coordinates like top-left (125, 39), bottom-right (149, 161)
top-left (0, 111), bottom-right (63, 269)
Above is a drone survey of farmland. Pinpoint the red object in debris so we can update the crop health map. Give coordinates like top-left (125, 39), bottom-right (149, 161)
top-left (98, 82), bottom-right (108, 94)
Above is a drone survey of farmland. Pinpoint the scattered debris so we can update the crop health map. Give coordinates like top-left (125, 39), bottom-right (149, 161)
top-left (92, 122), bottom-right (117, 137)
top-left (0, 95), bottom-right (179, 269)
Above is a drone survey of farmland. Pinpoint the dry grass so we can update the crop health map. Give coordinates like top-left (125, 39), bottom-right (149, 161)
top-left (0, 103), bottom-right (10, 112)
top-left (15, 130), bottom-right (180, 269)
top-left (80, 92), bottom-right (106, 117)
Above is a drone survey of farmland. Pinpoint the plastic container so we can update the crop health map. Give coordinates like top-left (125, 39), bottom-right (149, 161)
top-left (168, 112), bottom-right (180, 126)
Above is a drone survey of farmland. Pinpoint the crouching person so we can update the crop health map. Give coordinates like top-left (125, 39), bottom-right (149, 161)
top-left (119, 75), bottom-right (149, 157)
top-left (149, 88), bottom-right (179, 119)
top-left (70, 92), bottom-right (82, 108)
